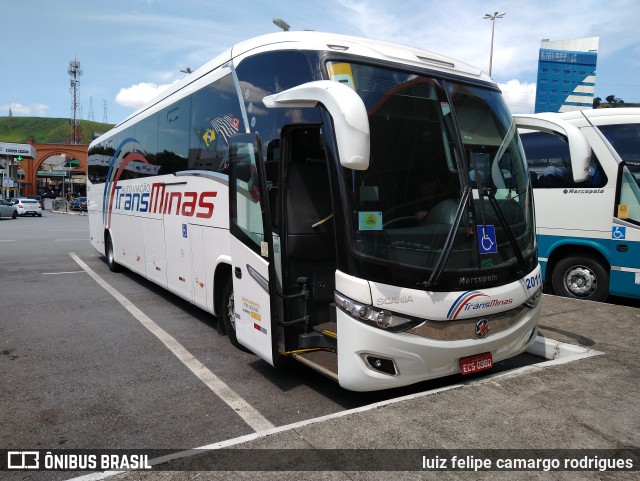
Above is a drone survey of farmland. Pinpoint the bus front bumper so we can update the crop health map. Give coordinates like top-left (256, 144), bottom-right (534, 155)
top-left (336, 301), bottom-right (540, 392)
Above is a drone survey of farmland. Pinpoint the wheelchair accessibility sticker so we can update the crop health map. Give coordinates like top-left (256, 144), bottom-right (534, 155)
top-left (612, 226), bottom-right (626, 240)
top-left (478, 225), bottom-right (497, 254)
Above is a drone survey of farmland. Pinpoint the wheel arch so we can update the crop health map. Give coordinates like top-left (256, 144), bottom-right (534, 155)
top-left (213, 260), bottom-right (232, 319)
top-left (546, 242), bottom-right (611, 293)
top-left (103, 228), bottom-right (112, 256)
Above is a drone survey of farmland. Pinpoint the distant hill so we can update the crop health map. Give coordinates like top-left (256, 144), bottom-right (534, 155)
top-left (0, 117), bottom-right (114, 144)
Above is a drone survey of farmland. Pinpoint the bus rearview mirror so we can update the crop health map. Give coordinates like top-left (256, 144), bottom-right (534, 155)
top-left (262, 80), bottom-right (370, 170)
top-left (514, 114), bottom-right (591, 183)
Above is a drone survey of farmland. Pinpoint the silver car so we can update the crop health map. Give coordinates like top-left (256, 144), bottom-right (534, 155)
top-left (0, 199), bottom-right (18, 219)
top-left (11, 198), bottom-right (43, 217)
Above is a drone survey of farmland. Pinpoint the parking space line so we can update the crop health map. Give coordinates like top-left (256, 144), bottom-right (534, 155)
top-left (69, 252), bottom-right (275, 433)
top-left (42, 270), bottom-right (86, 275)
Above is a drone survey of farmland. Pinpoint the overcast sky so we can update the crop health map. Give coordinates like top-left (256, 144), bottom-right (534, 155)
top-left (3, 0), bottom-right (639, 123)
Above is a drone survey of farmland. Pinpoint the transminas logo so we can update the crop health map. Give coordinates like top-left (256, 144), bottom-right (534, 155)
top-left (447, 290), bottom-right (513, 320)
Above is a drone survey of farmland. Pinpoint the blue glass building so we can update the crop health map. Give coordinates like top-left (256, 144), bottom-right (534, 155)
top-left (534, 37), bottom-right (599, 113)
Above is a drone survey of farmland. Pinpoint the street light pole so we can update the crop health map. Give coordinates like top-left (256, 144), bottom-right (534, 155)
top-left (483, 11), bottom-right (506, 77)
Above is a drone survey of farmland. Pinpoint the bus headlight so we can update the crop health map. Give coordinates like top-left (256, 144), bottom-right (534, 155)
top-left (334, 292), bottom-right (420, 331)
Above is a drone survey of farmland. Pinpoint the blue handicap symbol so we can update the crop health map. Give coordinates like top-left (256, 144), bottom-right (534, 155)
top-left (182, 223), bottom-right (188, 238)
top-left (612, 226), bottom-right (626, 240)
top-left (478, 225), bottom-right (497, 254)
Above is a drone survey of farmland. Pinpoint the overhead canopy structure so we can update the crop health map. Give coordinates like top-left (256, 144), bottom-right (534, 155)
top-left (0, 142), bottom-right (36, 158)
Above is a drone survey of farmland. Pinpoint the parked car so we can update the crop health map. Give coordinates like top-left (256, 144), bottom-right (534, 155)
top-left (41, 191), bottom-right (58, 199)
top-left (27, 195), bottom-right (44, 209)
top-left (0, 199), bottom-right (18, 219)
top-left (69, 196), bottom-right (87, 211)
top-left (11, 198), bottom-right (43, 217)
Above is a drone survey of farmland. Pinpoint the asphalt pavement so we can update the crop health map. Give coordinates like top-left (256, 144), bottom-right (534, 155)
top-left (84, 286), bottom-right (640, 480)
top-left (1, 211), bottom-right (639, 480)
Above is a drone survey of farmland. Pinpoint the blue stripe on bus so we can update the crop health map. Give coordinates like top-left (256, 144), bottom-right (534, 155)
top-left (537, 233), bottom-right (640, 299)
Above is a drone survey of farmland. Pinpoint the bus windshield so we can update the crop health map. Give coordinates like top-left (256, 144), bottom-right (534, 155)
top-left (328, 62), bottom-right (535, 281)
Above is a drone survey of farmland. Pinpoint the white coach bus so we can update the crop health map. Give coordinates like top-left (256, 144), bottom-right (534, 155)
top-left (515, 108), bottom-right (640, 302)
top-left (88, 31), bottom-right (541, 391)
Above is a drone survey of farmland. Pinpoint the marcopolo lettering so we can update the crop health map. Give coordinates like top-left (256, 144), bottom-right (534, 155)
top-left (562, 188), bottom-right (605, 194)
top-left (459, 274), bottom-right (499, 286)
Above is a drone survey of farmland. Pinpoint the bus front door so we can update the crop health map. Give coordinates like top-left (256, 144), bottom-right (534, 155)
top-left (228, 134), bottom-right (276, 365)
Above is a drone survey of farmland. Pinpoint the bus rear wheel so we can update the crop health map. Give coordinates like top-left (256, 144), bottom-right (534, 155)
top-left (105, 233), bottom-right (121, 273)
top-left (221, 277), bottom-right (250, 352)
top-left (551, 255), bottom-right (609, 302)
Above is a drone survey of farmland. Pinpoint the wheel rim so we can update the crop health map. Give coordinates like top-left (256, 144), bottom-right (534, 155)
top-left (564, 266), bottom-right (597, 297)
top-left (226, 289), bottom-right (236, 330)
top-left (107, 239), bottom-right (114, 264)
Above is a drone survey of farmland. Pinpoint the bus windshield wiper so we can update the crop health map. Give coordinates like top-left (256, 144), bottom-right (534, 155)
top-left (422, 186), bottom-right (471, 289)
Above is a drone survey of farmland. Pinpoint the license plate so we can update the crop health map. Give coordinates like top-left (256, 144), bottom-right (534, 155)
top-left (459, 352), bottom-right (493, 375)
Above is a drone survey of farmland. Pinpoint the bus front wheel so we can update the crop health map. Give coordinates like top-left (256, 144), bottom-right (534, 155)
top-left (551, 255), bottom-right (609, 302)
top-left (221, 278), bottom-right (250, 352)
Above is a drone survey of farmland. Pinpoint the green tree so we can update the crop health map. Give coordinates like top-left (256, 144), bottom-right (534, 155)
top-left (593, 97), bottom-right (601, 108)
top-left (605, 95), bottom-right (625, 105)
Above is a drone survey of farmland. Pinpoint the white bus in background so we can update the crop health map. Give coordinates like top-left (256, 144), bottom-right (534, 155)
top-left (88, 31), bottom-right (541, 391)
top-left (515, 108), bottom-right (640, 302)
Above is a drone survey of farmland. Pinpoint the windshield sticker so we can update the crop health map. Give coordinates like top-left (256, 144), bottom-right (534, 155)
top-left (328, 63), bottom-right (356, 90)
top-left (617, 204), bottom-right (629, 219)
top-left (477, 225), bottom-right (497, 254)
top-left (211, 115), bottom-right (240, 145)
top-left (358, 211), bottom-right (382, 230)
top-left (201, 129), bottom-right (216, 147)
top-left (440, 102), bottom-right (451, 116)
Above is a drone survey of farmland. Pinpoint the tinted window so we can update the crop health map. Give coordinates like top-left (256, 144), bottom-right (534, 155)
top-left (159, 97), bottom-right (191, 174)
top-left (598, 123), bottom-right (640, 161)
top-left (236, 50), bottom-right (319, 159)
top-left (88, 140), bottom-right (116, 184)
top-left (134, 113), bottom-right (159, 176)
top-left (189, 73), bottom-right (244, 174)
top-left (520, 131), bottom-right (606, 188)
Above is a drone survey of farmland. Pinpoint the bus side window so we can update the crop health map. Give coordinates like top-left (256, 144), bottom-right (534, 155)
top-left (189, 73), bottom-right (245, 174)
top-left (159, 97), bottom-right (190, 174)
top-left (521, 131), bottom-right (572, 189)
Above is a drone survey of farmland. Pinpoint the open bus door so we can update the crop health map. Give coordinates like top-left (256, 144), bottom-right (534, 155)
top-left (228, 134), bottom-right (276, 365)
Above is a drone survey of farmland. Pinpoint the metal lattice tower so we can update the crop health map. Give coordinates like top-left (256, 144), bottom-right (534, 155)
top-left (102, 100), bottom-right (108, 124)
top-left (69, 58), bottom-right (83, 144)
top-left (87, 96), bottom-right (95, 122)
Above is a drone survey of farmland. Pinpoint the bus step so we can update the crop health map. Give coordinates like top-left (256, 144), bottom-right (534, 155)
top-left (297, 320), bottom-right (337, 349)
top-left (292, 350), bottom-right (338, 381)
top-left (298, 330), bottom-right (336, 350)
top-left (313, 321), bottom-right (337, 339)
